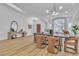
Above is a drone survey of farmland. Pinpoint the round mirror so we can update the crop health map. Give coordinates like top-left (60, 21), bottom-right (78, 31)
top-left (10, 21), bottom-right (18, 32)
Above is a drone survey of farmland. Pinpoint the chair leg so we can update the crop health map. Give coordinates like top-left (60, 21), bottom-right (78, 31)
top-left (64, 42), bottom-right (66, 52)
top-left (75, 41), bottom-right (78, 53)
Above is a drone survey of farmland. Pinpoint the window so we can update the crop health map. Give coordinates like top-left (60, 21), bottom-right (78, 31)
top-left (67, 23), bottom-right (72, 33)
top-left (54, 19), bottom-right (65, 33)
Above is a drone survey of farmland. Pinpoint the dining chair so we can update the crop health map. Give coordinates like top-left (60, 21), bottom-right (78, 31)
top-left (47, 36), bottom-right (60, 54)
top-left (64, 35), bottom-right (79, 54)
top-left (36, 34), bottom-right (46, 48)
top-left (63, 30), bottom-right (70, 36)
top-left (34, 33), bottom-right (37, 43)
top-left (34, 32), bottom-right (45, 43)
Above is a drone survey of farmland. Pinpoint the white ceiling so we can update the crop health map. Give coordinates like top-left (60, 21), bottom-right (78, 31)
top-left (13, 3), bottom-right (79, 18)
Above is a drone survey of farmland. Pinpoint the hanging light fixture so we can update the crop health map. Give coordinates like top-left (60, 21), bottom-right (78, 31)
top-left (46, 4), bottom-right (62, 16)
top-left (52, 4), bottom-right (57, 15)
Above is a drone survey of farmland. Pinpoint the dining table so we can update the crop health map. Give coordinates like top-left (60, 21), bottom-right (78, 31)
top-left (44, 33), bottom-right (70, 51)
top-left (53, 34), bottom-right (70, 51)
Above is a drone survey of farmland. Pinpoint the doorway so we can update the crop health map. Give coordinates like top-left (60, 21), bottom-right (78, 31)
top-left (36, 24), bottom-right (41, 33)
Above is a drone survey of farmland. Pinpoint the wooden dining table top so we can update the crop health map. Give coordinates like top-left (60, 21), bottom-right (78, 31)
top-left (53, 34), bottom-right (70, 38)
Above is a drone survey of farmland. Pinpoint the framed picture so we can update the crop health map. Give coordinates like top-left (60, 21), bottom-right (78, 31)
top-left (10, 21), bottom-right (18, 32)
top-left (28, 24), bottom-right (32, 29)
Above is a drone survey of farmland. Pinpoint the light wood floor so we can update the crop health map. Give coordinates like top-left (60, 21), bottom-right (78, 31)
top-left (0, 36), bottom-right (79, 56)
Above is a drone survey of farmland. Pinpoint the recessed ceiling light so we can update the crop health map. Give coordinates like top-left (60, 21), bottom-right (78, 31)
top-left (45, 10), bottom-right (49, 14)
top-left (59, 6), bottom-right (63, 10)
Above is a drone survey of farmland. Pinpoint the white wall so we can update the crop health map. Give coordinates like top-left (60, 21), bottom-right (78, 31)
top-left (0, 4), bottom-right (26, 40)
top-left (0, 4), bottom-right (46, 40)
top-left (25, 17), bottom-right (45, 35)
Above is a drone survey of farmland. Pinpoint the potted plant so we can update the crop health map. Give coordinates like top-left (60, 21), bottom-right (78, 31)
top-left (71, 25), bottom-right (79, 35)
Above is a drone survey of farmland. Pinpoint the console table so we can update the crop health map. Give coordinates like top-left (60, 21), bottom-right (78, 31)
top-left (8, 32), bottom-right (26, 40)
